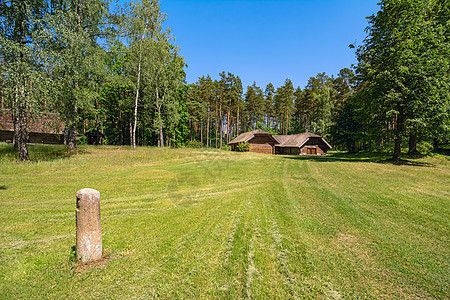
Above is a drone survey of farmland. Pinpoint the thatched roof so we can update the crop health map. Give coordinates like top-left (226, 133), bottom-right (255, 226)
top-left (0, 110), bottom-right (64, 134)
top-left (229, 129), bottom-right (280, 144)
top-left (229, 130), bottom-right (332, 149)
top-left (276, 133), bottom-right (332, 149)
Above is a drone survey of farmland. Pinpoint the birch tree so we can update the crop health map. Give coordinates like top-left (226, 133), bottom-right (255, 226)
top-left (0, 0), bottom-right (50, 160)
top-left (123, 0), bottom-right (166, 149)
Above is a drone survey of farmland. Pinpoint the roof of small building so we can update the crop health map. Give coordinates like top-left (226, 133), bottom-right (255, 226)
top-left (228, 130), bottom-right (332, 149)
top-left (228, 129), bottom-right (278, 144)
top-left (275, 132), bottom-right (332, 149)
top-left (0, 109), bottom-right (64, 134)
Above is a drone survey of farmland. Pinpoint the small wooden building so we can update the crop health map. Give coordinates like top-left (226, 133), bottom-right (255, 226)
top-left (228, 130), bottom-right (332, 155)
top-left (0, 110), bottom-right (64, 144)
top-left (228, 129), bottom-right (279, 154)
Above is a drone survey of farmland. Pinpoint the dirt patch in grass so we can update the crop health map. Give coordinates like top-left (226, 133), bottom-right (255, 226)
top-left (74, 250), bottom-right (115, 272)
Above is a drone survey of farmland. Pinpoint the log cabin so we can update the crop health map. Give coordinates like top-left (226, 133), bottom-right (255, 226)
top-left (228, 129), bottom-right (332, 155)
top-left (0, 110), bottom-right (64, 144)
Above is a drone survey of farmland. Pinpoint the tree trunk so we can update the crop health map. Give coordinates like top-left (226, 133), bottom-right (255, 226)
top-left (12, 82), bottom-right (20, 149)
top-left (392, 109), bottom-right (404, 160)
top-left (156, 87), bottom-right (164, 148)
top-left (408, 133), bottom-right (418, 155)
top-left (132, 64), bottom-right (141, 149)
top-left (236, 105), bottom-right (240, 136)
top-left (66, 101), bottom-right (78, 150)
top-left (219, 93), bottom-right (223, 148)
top-left (206, 114), bottom-right (210, 148)
top-left (433, 138), bottom-right (439, 152)
top-left (13, 114), bottom-right (19, 149)
top-left (129, 119), bottom-right (133, 146)
top-left (67, 121), bottom-right (77, 150)
top-left (17, 99), bottom-right (29, 161)
top-left (189, 118), bottom-right (192, 142)
top-left (119, 108), bottom-right (123, 145)
top-left (200, 120), bottom-right (203, 147)
top-left (285, 110), bottom-right (288, 134)
top-left (393, 134), bottom-right (402, 160)
top-left (226, 107), bottom-right (230, 144)
top-left (215, 99), bottom-right (218, 148)
top-left (132, 24), bottom-right (148, 150)
top-left (194, 122), bottom-right (197, 141)
top-left (64, 124), bottom-right (69, 145)
top-left (219, 112), bottom-right (223, 149)
top-left (12, 92), bottom-right (19, 149)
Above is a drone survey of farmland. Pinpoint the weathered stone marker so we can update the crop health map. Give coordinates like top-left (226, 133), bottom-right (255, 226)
top-left (76, 188), bottom-right (102, 262)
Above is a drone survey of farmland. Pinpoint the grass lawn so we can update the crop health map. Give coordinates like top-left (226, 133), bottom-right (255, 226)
top-left (0, 143), bottom-right (449, 299)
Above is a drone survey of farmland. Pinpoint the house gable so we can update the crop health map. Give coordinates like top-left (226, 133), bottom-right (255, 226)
top-left (247, 134), bottom-right (277, 154)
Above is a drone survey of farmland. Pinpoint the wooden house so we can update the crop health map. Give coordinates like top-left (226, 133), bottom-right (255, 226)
top-left (228, 129), bottom-right (332, 155)
top-left (228, 129), bottom-right (279, 154)
top-left (0, 110), bottom-right (64, 144)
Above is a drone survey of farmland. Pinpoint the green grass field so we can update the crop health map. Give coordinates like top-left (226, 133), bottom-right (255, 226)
top-left (0, 143), bottom-right (449, 299)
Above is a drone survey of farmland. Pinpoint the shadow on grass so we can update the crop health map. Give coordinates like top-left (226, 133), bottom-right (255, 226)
top-left (0, 185), bottom-right (7, 190)
top-left (0, 144), bottom-right (16, 155)
top-left (283, 152), bottom-right (435, 167)
top-left (0, 143), bottom-right (89, 162)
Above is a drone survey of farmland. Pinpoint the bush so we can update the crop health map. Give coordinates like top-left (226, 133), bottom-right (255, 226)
top-left (77, 134), bottom-right (87, 145)
top-left (236, 142), bottom-right (250, 152)
top-left (184, 140), bottom-right (203, 148)
top-left (221, 145), bottom-right (231, 151)
top-left (417, 141), bottom-right (433, 155)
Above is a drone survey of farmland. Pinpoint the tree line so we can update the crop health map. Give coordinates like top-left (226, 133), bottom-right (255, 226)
top-left (185, 70), bottom-right (354, 149)
top-left (341, 0), bottom-right (449, 159)
top-left (1, 0), bottom-right (448, 161)
top-left (1, 0), bottom-right (186, 160)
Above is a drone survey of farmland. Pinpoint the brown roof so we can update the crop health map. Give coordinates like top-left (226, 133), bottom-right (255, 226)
top-left (276, 132), bottom-right (332, 149)
top-left (229, 129), bottom-right (279, 144)
top-left (0, 110), bottom-right (64, 134)
top-left (229, 129), bottom-right (332, 149)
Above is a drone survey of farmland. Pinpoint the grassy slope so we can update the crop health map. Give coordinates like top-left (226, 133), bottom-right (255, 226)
top-left (0, 144), bottom-right (448, 299)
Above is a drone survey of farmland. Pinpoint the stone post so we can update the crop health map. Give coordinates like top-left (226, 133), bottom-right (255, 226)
top-left (76, 188), bottom-right (102, 262)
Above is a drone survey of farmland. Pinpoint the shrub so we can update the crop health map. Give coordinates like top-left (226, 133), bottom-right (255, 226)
top-left (77, 134), bottom-right (87, 145)
top-left (417, 141), bottom-right (433, 155)
top-left (184, 140), bottom-right (203, 148)
top-left (236, 142), bottom-right (250, 152)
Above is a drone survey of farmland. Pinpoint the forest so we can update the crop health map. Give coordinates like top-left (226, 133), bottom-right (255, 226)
top-left (1, 0), bottom-right (449, 161)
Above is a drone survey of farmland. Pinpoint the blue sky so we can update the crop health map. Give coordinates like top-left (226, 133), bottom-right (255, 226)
top-left (142, 0), bottom-right (379, 89)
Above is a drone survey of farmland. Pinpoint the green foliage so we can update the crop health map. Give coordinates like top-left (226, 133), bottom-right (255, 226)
top-left (354, 0), bottom-right (450, 159)
top-left (236, 142), bottom-right (250, 152)
top-left (417, 141), bottom-right (434, 155)
top-left (184, 140), bottom-right (203, 148)
top-left (255, 121), bottom-right (276, 135)
top-left (68, 245), bottom-right (77, 268)
top-left (331, 93), bottom-right (374, 152)
top-left (245, 82), bottom-right (265, 130)
top-left (2, 0), bottom-right (447, 160)
top-left (77, 134), bottom-right (87, 146)
top-left (274, 78), bottom-right (295, 134)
